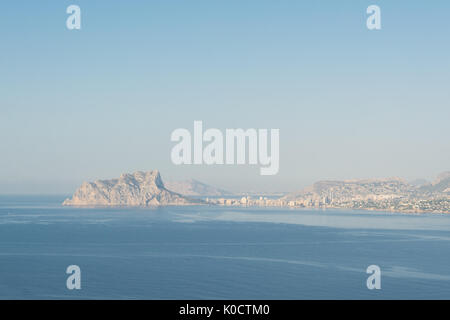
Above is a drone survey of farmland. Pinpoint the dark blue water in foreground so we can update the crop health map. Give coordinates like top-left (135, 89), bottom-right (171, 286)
top-left (0, 195), bottom-right (449, 299)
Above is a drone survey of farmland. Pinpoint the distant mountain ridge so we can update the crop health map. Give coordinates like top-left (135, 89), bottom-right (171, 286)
top-left (283, 177), bottom-right (414, 201)
top-left (419, 171), bottom-right (450, 194)
top-left (63, 170), bottom-right (200, 207)
top-left (165, 179), bottom-right (232, 196)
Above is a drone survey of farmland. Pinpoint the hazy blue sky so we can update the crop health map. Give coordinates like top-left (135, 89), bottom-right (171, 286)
top-left (1, 1), bottom-right (449, 194)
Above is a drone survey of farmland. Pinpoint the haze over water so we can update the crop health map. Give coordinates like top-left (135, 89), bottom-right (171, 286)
top-left (0, 195), bottom-right (449, 299)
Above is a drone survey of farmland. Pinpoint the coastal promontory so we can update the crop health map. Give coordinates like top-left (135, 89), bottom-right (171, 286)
top-left (63, 170), bottom-right (200, 207)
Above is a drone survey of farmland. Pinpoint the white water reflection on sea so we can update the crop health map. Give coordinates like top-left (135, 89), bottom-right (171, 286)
top-left (177, 207), bottom-right (450, 231)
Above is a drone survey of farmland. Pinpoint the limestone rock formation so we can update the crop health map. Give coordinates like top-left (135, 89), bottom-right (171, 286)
top-left (63, 170), bottom-right (201, 207)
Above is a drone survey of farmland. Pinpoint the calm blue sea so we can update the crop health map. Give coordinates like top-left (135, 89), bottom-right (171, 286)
top-left (0, 195), bottom-right (449, 299)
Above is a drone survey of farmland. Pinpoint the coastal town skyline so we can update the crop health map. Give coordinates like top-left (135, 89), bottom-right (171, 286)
top-left (62, 169), bottom-right (450, 214)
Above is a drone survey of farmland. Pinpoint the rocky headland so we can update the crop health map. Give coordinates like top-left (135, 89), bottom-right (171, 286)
top-left (63, 170), bottom-right (201, 207)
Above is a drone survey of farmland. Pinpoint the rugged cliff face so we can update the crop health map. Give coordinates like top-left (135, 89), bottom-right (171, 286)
top-left (63, 170), bottom-right (200, 207)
